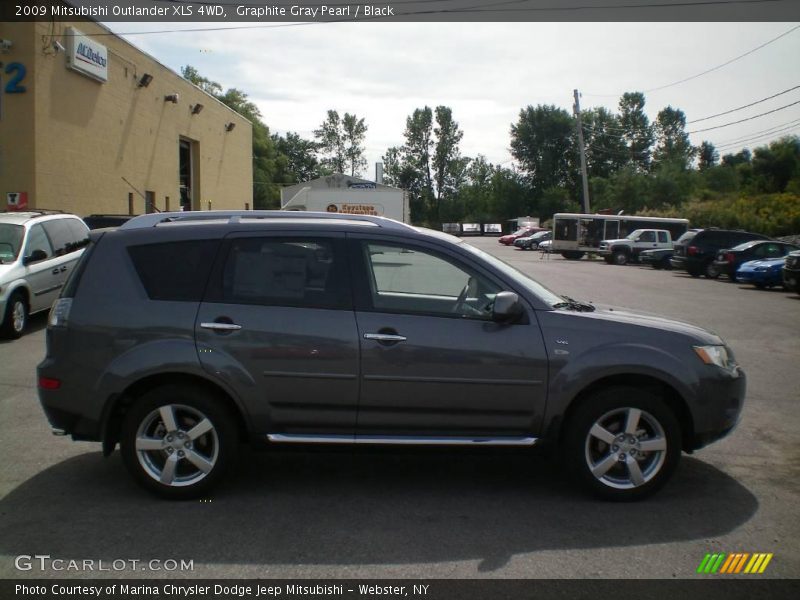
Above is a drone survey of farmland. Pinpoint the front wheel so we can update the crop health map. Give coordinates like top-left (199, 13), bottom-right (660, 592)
top-left (565, 387), bottom-right (681, 501)
top-left (120, 385), bottom-right (238, 499)
top-left (613, 250), bottom-right (629, 266)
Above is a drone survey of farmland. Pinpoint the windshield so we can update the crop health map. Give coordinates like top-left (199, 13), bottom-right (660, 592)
top-left (0, 224), bottom-right (24, 263)
top-left (731, 241), bottom-right (756, 251)
top-left (626, 229), bottom-right (645, 240)
top-left (461, 243), bottom-right (563, 307)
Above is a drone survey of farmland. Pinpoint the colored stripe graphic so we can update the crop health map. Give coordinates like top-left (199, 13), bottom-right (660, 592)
top-left (700, 552), bottom-right (773, 574)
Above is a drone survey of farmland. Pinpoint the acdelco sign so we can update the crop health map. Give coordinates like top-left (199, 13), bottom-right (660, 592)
top-left (66, 27), bottom-right (108, 83)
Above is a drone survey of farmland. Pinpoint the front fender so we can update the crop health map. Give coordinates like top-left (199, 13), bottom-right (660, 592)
top-left (542, 342), bottom-right (699, 435)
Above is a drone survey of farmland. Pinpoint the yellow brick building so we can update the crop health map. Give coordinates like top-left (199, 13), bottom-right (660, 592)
top-left (0, 19), bottom-right (253, 216)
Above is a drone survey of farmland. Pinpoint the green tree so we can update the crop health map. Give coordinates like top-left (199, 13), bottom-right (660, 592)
top-left (314, 110), bottom-right (347, 174)
top-left (618, 92), bottom-right (654, 172)
top-left (582, 107), bottom-right (627, 179)
top-left (653, 106), bottom-right (694, 168)
top-left (510, 104), bottom-right (576, 196)
top-left (272, 132), bottom-right (322, 183)
top-left (342, 113), bottom-right (368, 176)
top-left (698, 141), bottom-right (719, 170)
top-left (180, 65), bottom-right (222, 97)
top-left (750, 136), bottom-right (800, 193)
top-left (432, 106), bottom-right (465, 221)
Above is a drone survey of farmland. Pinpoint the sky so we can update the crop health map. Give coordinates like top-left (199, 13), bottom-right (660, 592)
top-left (105, 21), bottom-right (800, 180)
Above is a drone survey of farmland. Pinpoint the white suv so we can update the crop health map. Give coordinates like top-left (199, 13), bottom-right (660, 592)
top-left (0, 211), bottom-right (89, 338)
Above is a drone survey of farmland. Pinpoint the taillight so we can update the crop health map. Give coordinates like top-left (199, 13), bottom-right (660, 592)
top-left (48, 298), bottom-right (72, 327)
top-left (725, 252), bottom-right (735, 263)
top-left (688, 246), bottom-right (698, 255)
top-left (38, 377), bottom-right (61, 390)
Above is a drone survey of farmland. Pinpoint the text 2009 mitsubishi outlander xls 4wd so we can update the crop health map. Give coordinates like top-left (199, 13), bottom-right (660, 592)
top-left (37, 211), bottom-right (745, 500)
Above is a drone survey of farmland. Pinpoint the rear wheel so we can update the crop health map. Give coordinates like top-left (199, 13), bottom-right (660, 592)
top-left (613, 250), bottom-right (629, 266)
top-left (561, 251), bottom-right (585, 260)
top-left (705, 262), bottom-right (720, 279)
top-left (1, 292), bottom-right (28, 339)
top-left (565, 387), bottom-right (681, 501)
top-left (120, 385), bottom-right (238, 499)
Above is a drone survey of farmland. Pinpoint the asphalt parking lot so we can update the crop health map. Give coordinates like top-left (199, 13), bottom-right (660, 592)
top-left (0, 236), bottom-right (798, 580)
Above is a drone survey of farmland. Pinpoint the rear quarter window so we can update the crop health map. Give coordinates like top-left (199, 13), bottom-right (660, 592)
top-left (128, 240), bottom-right (219, 301)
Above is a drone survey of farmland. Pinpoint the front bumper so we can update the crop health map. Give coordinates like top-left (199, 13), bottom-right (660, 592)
top-left (689, 365), bottom-right (747, 451)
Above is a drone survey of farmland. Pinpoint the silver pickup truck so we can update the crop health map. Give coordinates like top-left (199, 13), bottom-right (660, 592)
top-left (599, 229), bottom-right (674, 265)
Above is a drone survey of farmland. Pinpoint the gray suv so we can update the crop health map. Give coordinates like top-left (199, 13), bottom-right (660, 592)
top-left (37, 211), bottom-right (746, 501)
top-left (0, 211), bottom-right (89, 338)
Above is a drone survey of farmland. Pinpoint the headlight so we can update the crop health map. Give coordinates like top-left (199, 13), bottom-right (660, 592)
top-left (693, 345), bottom-right (730, 368)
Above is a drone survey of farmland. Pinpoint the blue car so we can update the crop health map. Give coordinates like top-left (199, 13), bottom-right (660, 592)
top-left (736, 257), bottom-right (786, 289)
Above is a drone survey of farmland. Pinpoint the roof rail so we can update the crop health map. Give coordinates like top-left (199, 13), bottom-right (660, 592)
top-left (118, 210), bottom-right (414, 232)
top-left (0, 208), bottom-right (66, 216)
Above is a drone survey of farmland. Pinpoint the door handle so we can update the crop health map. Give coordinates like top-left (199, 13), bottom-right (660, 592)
top-left (60, 266), bottom-right (68, 272)
top-left (52, 268), bottom-right (60, 275)
top-left (364, 333), bottom-right (407, 343)
top-left (200, 322), bottom-right (242, 331)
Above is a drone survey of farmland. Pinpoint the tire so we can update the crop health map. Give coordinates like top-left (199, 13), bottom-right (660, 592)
top-left (562, 251), bottom-right (585, 260)
top-left (604, 256), bottom-right (614, 264)
top-left (651, 262), bottom-right (662, 270)
top-left (661, 257), bottom-right (672, 270)
top-left (613, 250), bottom-right (629, 266)
top-left (564, 386), bottom-right (681, 501)
top-left (754, 282), bottom-right (766, 290)
top-left (1, 292), bottom-right (28, 339)
top-left (704, 262), bottom-right (720, 279)
top-left (120, 384), bottom-right (238, 500)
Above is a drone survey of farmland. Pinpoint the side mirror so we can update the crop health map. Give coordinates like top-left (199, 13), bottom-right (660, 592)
top-left (23, 249), bottom-right (48, 265)
top-left (492, 291), bottom-right (524, 322)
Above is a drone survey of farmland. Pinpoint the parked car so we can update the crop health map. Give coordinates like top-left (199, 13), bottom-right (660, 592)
top-left (537, 239), bottom-right (552, 253)
top-left (711, 240), bottom-right (798, 281)
top-left (82, 214), bottom-right (136, 230)
top-left (639, 248), bottom-right (674, 270)
top-left (38, 210), bottom-right (745, 501)
top-left (0, 211), bottom-right (89, 338)
top-left (783, 250), bottom-right (800, 293)
top-left (735, 257), bottom-right (787, 289)
top-left (670, 229), bottom-right (770, 278)
top-left (498, 226), bottom-right (544, 245)
top-left (514, 230), bottom-right (551, 250)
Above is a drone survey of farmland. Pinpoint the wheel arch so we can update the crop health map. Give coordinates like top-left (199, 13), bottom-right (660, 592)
top-left (552, 373), bottom-right (695, 453)
top-left (101, 372), bottom-right (250, 456)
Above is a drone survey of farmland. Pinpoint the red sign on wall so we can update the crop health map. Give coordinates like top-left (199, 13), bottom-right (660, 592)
top-left (7, 192), bottom-right (28, 211)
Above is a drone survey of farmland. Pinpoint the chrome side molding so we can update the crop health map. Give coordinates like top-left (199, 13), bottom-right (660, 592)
top-left (267, 434), bottom-right (537, 446)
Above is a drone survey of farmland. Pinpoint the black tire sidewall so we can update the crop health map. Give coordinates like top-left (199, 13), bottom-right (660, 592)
top-left (1, 292), bottom-right (27, 339)
top-left (565, 387), bottom-right (682, 501)
top-left (120, 385), bottom-right (238, 500)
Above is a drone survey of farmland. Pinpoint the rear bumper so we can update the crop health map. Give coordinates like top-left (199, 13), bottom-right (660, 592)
top-left (37, 359), bottom-right (102, 441)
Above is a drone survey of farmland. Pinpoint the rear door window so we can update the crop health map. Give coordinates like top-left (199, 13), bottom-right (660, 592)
top-left (206, 237), bottom-right (350, 310)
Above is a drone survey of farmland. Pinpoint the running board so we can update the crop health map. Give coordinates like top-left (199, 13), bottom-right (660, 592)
top-left (266, 434), bottom-right (537, 446)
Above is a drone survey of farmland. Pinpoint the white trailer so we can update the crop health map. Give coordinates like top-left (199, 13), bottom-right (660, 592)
top-left (280, 174), bottom-right (410, 224)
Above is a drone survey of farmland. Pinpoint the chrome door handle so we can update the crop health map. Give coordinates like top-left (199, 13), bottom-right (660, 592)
top-left (364, 333), bottom-right (407, 342)
top-left (200, 322), bottom-right (242, 331)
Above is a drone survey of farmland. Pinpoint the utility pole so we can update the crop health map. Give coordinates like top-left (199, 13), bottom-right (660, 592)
top-left (573, 89), bottom-right (591, 214)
